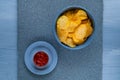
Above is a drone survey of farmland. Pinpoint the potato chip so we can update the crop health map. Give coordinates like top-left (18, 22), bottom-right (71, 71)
top-left (57, 15), bottom-right (69, 30)
top-left (75, 10), bottom-right (88, 20)
top-left (74, 24), bottom-right (88, 40)
top-left (67, 21), bottom-right (80, 32)
top-left (57, 29), bottom-right (68, 42)
top-left (72, 35), bottom-right (84, 44)
top-left (64, 38), bottom-right (76, 47)
top-left (67, 10), bottom-right (82, 25)
top-left (64, 9), bottom-right (78, 19)
top-left (68, 33), bottom-right (73, 38)
top-left (86, 22), bottom-right (93, 36)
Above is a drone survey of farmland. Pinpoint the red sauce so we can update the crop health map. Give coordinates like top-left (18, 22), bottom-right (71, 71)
top-left (33, 51), bottom-right (49, 67)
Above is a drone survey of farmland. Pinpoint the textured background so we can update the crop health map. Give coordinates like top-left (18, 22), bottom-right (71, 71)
top-left (18, 0), bottom-right (102, 80)
top-left (0, 0), bottom-right (120, 80)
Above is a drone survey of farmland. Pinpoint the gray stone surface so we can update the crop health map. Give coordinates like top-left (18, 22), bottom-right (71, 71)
top-left (18, 0), bottom-right (103, 80)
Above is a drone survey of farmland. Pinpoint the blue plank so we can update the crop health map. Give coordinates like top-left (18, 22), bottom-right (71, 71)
top-left (0, 0), bottom-right (17, 49)
top-left (103, 74), bottom-right (120, 80)
top-left (0, 49), bottom-right (17, 80)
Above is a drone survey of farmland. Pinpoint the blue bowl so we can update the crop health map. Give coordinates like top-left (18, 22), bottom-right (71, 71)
top-left (24, 41), bottom-right (58, 75)
top-left (53, 6), bottom-right (96, 50)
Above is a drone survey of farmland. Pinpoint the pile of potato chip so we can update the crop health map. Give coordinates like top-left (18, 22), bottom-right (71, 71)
top-left (57, 9), bottom-right (93, 48)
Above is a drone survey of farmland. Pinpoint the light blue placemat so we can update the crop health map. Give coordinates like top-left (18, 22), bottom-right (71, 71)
top-left (18, 0), bottom-right (103, 80)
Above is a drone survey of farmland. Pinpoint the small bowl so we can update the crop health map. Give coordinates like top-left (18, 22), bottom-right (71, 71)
top-left (54, 6), bottom-right (95, 50)
top-left (24, 41), bottom-right (58, 75)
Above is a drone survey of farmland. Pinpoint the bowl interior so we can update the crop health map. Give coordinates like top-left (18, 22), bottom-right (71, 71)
top-left (54, 7), bottom-right (95, 50)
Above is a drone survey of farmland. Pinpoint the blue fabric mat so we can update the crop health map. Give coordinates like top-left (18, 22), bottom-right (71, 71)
top-left (18, 0), bottom-right (103, 80)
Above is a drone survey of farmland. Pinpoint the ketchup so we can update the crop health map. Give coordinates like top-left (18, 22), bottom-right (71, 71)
top-left (33, 51), bottom-right (49, 67)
